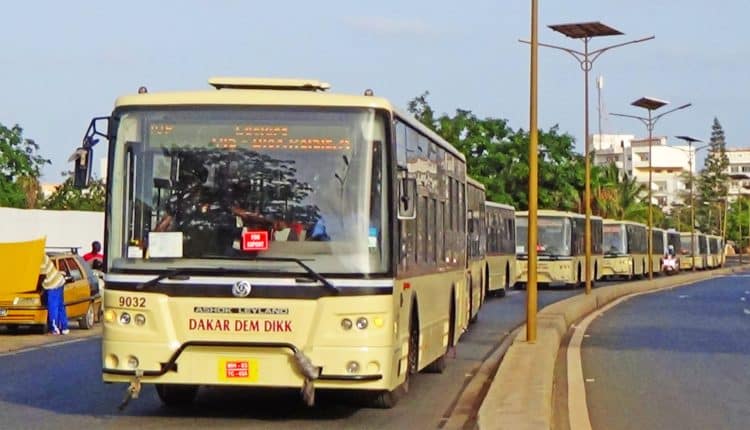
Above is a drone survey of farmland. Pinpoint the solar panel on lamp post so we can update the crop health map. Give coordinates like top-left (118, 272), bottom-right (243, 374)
top-left (611, 98), bottom-right (692, 279)
top-left (521, 23), bottom-right (653, 294)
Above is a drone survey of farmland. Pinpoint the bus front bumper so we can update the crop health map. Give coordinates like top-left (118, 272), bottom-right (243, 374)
top-left (102, 339), bottom-right (396, 390)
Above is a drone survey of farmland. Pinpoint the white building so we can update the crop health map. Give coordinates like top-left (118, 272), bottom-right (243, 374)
top-left (723, 148), bottom-right (750, 201)
top-left (591, 134), bottom-right (695, 210)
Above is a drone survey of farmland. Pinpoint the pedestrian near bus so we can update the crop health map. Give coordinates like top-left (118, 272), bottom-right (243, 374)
top-left (40, 254), bottom-right (69, 335)
top-left (83, 241), bottom-right (104, 264)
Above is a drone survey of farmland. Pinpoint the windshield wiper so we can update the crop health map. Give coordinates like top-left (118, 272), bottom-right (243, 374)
top-left (252, 256), bottom-right (339, 295)
top-left (135, 259), bottom-right (339, 295)
top-left (136, 268), bottom-right (194, 290)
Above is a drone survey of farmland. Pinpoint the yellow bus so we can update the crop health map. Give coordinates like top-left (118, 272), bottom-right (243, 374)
top-left (466, 177), bottom-right (487, 323)
top-left (651, 228), bottom-right (666, 276)
top-left (679, 232), bottom-right (708, 270)
top-left (515, 210), bottom-right (603, 288)
top-left (484, 202), bottom-right (516, 296)
top-left (70, 77), bottom-right (473, 408)
top-left (707, 235), bottom-right (723, 268)
top-left (601, 219), bottom-right (648, 280)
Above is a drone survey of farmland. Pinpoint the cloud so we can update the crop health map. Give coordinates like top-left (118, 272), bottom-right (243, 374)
top-left (343, 16), bottom-right (433, 37)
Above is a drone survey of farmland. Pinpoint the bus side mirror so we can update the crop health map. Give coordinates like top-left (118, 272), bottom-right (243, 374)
top-left (398, 177), bottom-right (416, 220)
top-left (72, 147), bottom-right (92, 189)
top-left (71, 116), bottom-right (110, 189)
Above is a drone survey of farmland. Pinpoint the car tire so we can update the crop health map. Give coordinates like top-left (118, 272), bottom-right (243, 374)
top-left (79, 303), bottom-right (95, 329)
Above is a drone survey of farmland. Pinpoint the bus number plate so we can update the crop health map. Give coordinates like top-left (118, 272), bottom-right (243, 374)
top-left (218, 358), bottom-right (259, 382)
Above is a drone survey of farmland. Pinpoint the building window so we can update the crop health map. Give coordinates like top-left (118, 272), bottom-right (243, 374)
top-left (731, 166), bottom-right (739, 172)
top-left (637, 152), bottom-right (649, 161)
top-left (743, 166), bottom-right (750, 173)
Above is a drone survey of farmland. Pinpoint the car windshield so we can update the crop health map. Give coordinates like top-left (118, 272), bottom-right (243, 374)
top-left (107, 107), bottom-right (390, 275)
top-left (515, 216), bottom-right (572, 256)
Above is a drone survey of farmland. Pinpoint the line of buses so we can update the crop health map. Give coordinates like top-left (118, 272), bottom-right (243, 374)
top-left (70, 78), bottom-right (728, 409)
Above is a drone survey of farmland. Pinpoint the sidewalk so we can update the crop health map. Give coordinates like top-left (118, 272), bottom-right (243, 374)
top-left (0, 324), bottom-right (101, 355)
top-left (477, 264), bottom-right (749, 430)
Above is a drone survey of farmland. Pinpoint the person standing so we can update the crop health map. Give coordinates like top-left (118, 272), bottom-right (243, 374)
top-left (40, 254), bottom-right (69, 335)
top-left (83, 241), bottom-right (104, 264)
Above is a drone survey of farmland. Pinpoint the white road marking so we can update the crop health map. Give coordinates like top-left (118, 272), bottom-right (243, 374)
top-left (567, 280), bottom-right (695, 430)
top-left (743, 309), bottom-right (750, 315)
top-left (0, 336), bottom-right (91, 358)
top-left (679, 295), bottom-right (689, 299)
top-left (585, 378), bottom-right (596, 383)
top-left (741, 297), bottom-right (746, 302)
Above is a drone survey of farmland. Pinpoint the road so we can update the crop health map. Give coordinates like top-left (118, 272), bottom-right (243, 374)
top-left (0, 285), bottom-right (586, 430)
top-left (581, 273), bottom-right (750, 430)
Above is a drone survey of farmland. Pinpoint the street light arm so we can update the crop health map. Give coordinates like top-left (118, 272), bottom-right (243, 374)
top-left (610, 112), bottom-right (649, 128)
top-left (588, 35), bottom-right (655, 63)
top-left (519, 39), bottom-right (585, 61)
top-left (653, 103), bottom-right (692, 126)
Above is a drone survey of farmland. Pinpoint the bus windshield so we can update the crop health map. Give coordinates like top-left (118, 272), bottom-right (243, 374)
top-left (107, 107), bottom-right (389, 275)
top-left (516, 216), bottom-right (572, 256)
top-left (603, 224), bottom-right (626, 255)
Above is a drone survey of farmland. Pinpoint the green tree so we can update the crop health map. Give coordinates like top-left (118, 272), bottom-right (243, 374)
top-left (41, 175), bottom-right (105, 211)
top-left (0, 123), bottom-right (50, 208)
top-left (407, 93), bottom-right (584, 211)
top-left (696, 117), bottom-right (729, 234)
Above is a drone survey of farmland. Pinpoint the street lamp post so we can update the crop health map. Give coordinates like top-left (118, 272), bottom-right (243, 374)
top-left (521, 23), bottom-right (653, 294)
top-left (676, 136), bottom-right (705, 271)
top-left (612, 98), bottom-right (692, 279)
top-left (525, 0), bottom-right (540, 343)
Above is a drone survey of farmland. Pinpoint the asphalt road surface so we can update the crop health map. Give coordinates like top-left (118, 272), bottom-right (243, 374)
top-left (582, 273), bottom-right (750, 430)
top-left (0, 285), bottom-right (586, 430)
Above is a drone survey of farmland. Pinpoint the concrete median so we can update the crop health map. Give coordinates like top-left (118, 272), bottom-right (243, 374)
top-left (477, 265), bottom-right (747, 430)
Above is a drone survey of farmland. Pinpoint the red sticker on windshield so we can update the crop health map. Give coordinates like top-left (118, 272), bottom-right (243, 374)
top-left (242, 230), bottom-right (269, 251)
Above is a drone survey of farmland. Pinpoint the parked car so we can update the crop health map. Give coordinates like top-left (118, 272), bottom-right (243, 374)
top-left (0, 240), bottom-right (102, 333)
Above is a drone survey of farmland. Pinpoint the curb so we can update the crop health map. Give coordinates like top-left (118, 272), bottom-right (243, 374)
top-left (476, 265), bottom-right (748, 430)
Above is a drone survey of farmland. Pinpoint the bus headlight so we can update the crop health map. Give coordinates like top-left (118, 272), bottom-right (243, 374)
top-left (134, 313), bottom-right (146, 326)
top-left (373, 316), bottom-right (384, 328)
top-left (346, 361), bottom-right (360, 374)
top-left (356, 317), bottom-right (369, 330)
top-left (119, 312), bottom-right (132, 325)
top-left (341, 318), bottom-right (353, 330)
top-left (104, 309), bottom-right (116, 323)
top-left (127, 356), bottom-right (139, 369)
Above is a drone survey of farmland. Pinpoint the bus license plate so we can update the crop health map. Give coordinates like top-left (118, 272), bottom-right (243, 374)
top-left (0, 308), bottom-right (7, 317)
top-left (218, 358), bottom-right (259, 382)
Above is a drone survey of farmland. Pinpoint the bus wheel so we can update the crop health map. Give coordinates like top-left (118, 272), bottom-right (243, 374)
top-left (469, 277), bottom-right (479, 324)
top-left (156, 384), bottom-right (199, 407)
top-left (371, 308), bottom-right (418, 408)
top-left (574, 265), bottom-right (583, 289)
top-left (425, 296), bottom-right (455, 374)
top-left (496, 265), bottom-right (509, 297)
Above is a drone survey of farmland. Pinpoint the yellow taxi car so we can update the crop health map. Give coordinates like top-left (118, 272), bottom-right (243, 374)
top-left (0, 238), bottom-right (102, 333)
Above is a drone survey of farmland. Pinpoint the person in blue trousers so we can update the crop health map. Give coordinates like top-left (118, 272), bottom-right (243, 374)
top-left (40, 254), bottom-right (69, 335)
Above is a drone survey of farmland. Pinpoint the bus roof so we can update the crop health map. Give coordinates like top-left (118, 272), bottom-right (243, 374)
top-left (603, 219), bottom-right (646, 228)
top-left (466, 176), bottom-right (485, 190)
top-left (485, 201), bottom-right (515, 211)
top-left (516, 209), bottom-right (601, 220)
top-left (114, 77), bottom-right (466, 162)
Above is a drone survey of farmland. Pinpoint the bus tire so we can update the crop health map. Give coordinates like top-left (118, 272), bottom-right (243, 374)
top-left (156, 384), bottom-right (199, 407)
top-left (425, 294), bottom-right (455, 374)
top-left (371, 308), bottom-right (418, 408)
top-left (497, 264), bottom-right (509, 297)
top-left (574, 264), bottom-right (583, 289)
top-left (469, 277), bottom-right (479, 324)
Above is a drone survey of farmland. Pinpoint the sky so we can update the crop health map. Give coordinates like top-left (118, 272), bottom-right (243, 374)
top-left (1, 0), bottom-right (748, 183)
